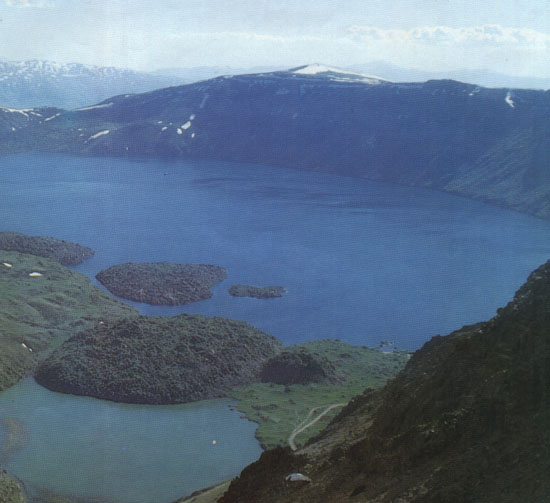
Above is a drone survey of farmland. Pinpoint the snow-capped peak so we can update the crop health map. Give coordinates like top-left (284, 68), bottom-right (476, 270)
top-left (289, 64), bottom-right (387, 84)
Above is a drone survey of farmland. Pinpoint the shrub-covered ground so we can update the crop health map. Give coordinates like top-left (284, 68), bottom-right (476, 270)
top-left (0, 469), bottom-right (24, 503)
top-left (35, 314), bottom-right (283, 404)
top-left (96, 262), bottom-right (227, 305)
top-left (0, 232), bottom-right (93, 266)
top-left (228, 285), bottom-right (285, 299)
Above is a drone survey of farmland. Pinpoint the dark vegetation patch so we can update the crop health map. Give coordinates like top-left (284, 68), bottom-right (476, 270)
top-left (0, 231), bottom-right (94, 265)
top-left (219, 447), bottom-right (307, 503)
top-left (228, 285), bottom-right (286, 299)
top-left (260, 350), bottom-right (340, 385)
top-left (35, 314), bottom-right (283, 404)
top-left (96, 262), bottom-right (227, 305)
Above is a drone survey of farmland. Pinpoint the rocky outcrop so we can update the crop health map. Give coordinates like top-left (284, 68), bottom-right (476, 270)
top-left (228, 285), bottom-right (285, 299)
top-left (35, 314), bottom-right (283, 404)
top-left (260, 350), bottom-right (340, 385)
top-left (95, 262), bottom-right (227, 305)
top-left (0, 231), bottom-right (93, 265)
top-left (220, 261), bottom-right (550, 502)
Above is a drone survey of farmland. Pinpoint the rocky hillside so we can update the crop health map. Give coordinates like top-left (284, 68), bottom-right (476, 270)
top-left (219, 261), bottom-right (550, 502)
top-left (35, 314), bottom-right (283, 404)
top-left (4, 64), bottom-right (550, 219)
top-left (0, 250), bottom-right (137, 392)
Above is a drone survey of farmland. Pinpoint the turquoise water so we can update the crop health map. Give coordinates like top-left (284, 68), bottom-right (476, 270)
top-left (0, 379), bottom-right (261, 503)
top-left (1, 152), bottom-right (550, 501)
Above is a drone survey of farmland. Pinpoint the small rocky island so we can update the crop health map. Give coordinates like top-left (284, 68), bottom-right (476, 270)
top-left (96, 262), bottom-right (227, 305)
top-left (228, 284), bottom-right (286, 299)
top-left (0, 231), bottom-right (94, 265)
top-left (35, 314), bottom-right (283, 404)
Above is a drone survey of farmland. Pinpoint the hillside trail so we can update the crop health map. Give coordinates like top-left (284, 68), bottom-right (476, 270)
top-left (288, 403), bottom-right (346, 451)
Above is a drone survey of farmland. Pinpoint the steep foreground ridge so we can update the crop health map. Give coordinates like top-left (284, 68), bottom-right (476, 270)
top-left (2, 67), bottom-right (550, 219)
top-left (219, 261), bottom-right (550, 502)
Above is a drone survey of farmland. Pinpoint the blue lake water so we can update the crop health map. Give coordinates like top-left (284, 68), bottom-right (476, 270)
top-left (2, 153), bottom-right (550, 348)
top-left (1, 152), bottom-right (550, 502)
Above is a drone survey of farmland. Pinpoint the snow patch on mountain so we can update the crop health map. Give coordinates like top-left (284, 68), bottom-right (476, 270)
top-left (505, 92), bottom-right (515, 108)
top-left (88, 130), bottom-right (110, 141)
top-left (44, 113), bottom-right (61, 121)
top-left (76, 102), bottom-right (114, 112)
top-left (289, 64), bottom-right (388, 84)
top-left (0, 107), bottom-right (37, 118)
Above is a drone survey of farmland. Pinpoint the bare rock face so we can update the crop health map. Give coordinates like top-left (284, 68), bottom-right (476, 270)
top-left (0, 231), bottom-right (93, 265)
top-left (35, 314), bottom-right (283, 404)
top-left (95, 262), bottom-right (227, 305)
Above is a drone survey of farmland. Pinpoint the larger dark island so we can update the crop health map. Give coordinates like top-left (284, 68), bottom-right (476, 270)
top-left (35, 314), bottom-right (283, 404)
top-left (96, 262), bottom-right (227, 305)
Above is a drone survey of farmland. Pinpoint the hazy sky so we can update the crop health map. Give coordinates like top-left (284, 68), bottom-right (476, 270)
top-left (1, 0), bottom-right (549, 76)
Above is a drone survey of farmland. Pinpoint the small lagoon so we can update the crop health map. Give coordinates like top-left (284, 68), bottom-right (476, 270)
top-left (0, 379), bottom-right (261, 503)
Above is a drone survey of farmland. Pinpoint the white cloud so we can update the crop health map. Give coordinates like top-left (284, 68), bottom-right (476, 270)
top-left (168, 31), bottom-right (323, 44)
top-left (3, 0), bottom-right (48, 7)
top-left (348, 24), bottom-right (550, 49)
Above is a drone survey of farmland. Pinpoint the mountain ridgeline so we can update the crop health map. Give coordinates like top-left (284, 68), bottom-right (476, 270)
top-left (0, 60), bottom-right (181, 109)
top-left (2, 65), bottom-right (549, 219)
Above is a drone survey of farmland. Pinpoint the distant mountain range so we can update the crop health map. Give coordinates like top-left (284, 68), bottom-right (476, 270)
top-left (0, 59), bottom-right (547, 111)
top-left (2, 64), bottom-right (549, 220)
top-left (0, 60), bottom-right (182, 109)
top-left (348, 61), bottom-right (550, 90)
top-left (153, 61), bottom-right (550, 90)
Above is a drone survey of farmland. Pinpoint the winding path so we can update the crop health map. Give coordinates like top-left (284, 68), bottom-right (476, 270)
top-left (288, 403), bottom-right (346, 451)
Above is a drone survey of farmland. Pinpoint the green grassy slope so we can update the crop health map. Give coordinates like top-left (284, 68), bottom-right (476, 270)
top-left (0, 250), bottom-right (138, 391)
top-left (229, 340), bottom-right (408, 449)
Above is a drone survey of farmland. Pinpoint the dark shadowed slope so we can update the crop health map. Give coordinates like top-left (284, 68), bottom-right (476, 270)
top-left (219, 261), bottom-right (550, 503)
